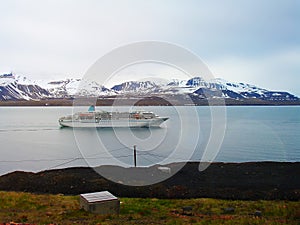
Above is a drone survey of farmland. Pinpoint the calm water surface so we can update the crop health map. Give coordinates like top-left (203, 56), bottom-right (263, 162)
top-left (0, 106), bottom-right (299, 175)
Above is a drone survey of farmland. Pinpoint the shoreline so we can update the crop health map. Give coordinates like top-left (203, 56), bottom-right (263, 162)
top-left (1, 161), bottom-right (299, 200)
top-left (0, 98), bottom-right (300, 106)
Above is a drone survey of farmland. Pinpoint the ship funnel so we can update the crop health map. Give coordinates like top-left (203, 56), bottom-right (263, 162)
top-left (88, 105), bottom-right (95, 112)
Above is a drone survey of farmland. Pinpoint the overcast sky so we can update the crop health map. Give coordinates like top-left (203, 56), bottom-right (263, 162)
top-left (0, 0), bottom-right (299, 95)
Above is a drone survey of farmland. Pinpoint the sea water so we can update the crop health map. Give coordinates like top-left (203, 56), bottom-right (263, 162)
top-left (0, 106), bottom-right (299, 175)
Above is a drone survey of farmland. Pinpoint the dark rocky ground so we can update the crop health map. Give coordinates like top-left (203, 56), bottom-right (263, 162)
top-left (0, 162), bottom-right (299, 200)
top-left (0, 97), bottom-right (300, 106)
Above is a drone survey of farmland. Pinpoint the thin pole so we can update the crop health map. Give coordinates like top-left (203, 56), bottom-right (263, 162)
top-left (133, 145), bottom-right (137, 167)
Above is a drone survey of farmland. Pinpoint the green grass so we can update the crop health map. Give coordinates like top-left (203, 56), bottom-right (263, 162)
top-left (0, 191), bottom-right (299, 224)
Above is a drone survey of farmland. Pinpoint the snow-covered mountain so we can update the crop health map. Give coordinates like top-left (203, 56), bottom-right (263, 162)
top-left (0, 73), bottom-right (113, 100)
top-left (192, 77), bottom-right (298, 101)
top-left (110, 76), bottom-right (298, 101)
top-left (0, 73), bottom-right (50, 100)
top-left (111, 81), bottom-right (159, 93)
top-left (38, 78), bottom-right (112, 98)
top-left (0, 73), bottom-right (298, 101)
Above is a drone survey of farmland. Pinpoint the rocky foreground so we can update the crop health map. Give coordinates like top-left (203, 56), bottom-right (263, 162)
top-left (0, 162), bottom-right (299, 200)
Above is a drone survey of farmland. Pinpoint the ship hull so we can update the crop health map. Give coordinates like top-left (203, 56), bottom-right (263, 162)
top-left (59, 117), bottom-right (168, 128)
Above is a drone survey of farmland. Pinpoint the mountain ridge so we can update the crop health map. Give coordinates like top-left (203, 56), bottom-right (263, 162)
top-left (0, 73), bottom-right (298, 102)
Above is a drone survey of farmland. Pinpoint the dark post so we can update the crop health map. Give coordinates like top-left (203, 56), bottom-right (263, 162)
top-left (133, 145), bottom-right (137, 167)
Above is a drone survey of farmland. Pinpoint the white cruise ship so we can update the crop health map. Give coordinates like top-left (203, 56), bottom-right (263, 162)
top-left (59, 106), bottom-right (168, 128)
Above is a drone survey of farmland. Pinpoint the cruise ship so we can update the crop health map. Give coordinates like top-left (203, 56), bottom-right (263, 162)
top-left (59, 106), bottom-right (169, 128)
